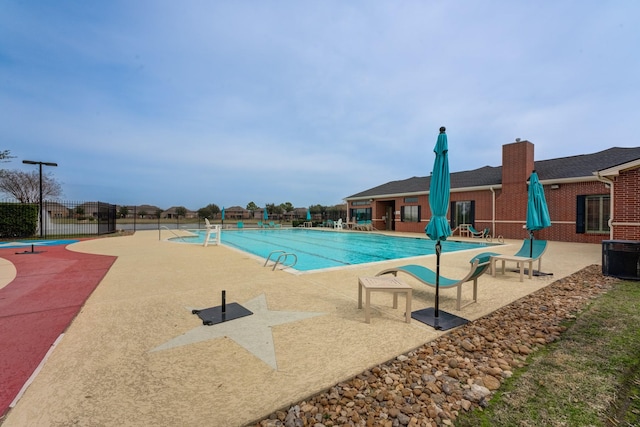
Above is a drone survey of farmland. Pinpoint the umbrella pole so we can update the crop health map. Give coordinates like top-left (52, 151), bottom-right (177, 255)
top-left (529, 230), bottom-right (534, 258)
top-left (435, 240), bottom-right (441, 318)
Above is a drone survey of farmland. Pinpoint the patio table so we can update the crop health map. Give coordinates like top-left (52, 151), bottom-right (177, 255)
top-left (490, 255), bottom-right (533, 282)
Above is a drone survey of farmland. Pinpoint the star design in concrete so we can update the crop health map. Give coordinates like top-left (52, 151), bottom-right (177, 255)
top-left (150, 294), bottom-right (325, 370)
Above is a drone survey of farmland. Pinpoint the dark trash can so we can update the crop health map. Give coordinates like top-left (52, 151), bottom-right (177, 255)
top-left (602, 240), bottom-right (640, 281)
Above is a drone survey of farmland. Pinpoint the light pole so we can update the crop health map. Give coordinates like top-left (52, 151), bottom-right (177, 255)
top-left (22, 160), bottom-right (58, 238)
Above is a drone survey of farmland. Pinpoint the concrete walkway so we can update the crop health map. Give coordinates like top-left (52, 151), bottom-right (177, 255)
top-left (1, 230), bottom-right (601, 426)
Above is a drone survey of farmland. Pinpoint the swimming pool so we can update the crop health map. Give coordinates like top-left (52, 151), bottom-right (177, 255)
top-left (0, 239), bottom-right (79, 249)
top-left (172, 229), bottom-right (497, 272)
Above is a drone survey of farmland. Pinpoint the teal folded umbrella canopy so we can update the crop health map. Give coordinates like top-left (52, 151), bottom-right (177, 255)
top-left (416, 127), bottom-right (466, 331)
top-left (526, 171), bottom-right (551, 232)
top-left (526, 170), bottom-right (551, 259)
top-left (425, 127), bottom-right (452, 241)
top-left (221, 207), bottom-right (225, 221)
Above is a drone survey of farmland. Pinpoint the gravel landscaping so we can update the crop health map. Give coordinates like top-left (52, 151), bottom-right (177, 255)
top-left (251, 264), bottom-right (618, 427)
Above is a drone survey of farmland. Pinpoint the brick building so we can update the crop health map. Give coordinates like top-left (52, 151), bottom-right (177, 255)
top-left (345, 140), bottom-right (640, 243)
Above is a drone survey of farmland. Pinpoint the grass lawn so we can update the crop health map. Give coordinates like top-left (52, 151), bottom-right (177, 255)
top-left (456, 279), bottom-right (640, 427)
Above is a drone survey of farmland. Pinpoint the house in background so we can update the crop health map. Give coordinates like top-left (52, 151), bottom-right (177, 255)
top-left (283, 207), bottom-right (309, 221)
top-left (223, 206), bottom-right (250, 220)
top-left (44, 201), bottom-right (70, 219)
top-left (345, 140), bottom-right (640, 243)
top-left (117, 205), bottom-right (164, 219)
top-left (163, 206), bottom-right (197, 219)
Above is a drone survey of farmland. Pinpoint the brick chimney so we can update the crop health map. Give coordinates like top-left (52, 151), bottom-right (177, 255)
top-left (495, 139), bottom-right (535, 234)
top-left (502, 139), bottom-right (535, 192)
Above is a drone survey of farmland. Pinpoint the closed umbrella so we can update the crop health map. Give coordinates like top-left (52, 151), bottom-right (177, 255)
top-left (425, 127), bottom-right (452, 242)
top-left (221, 207), bottom-right (225, 225)
top-left (414, 127), bottom-right (465, 330)
top-left (306, 209), bottom-right (311, 221)
top-left (263, 207), bottom-right (268, 221)
top-left (526, 170), bottom-right (551, 259)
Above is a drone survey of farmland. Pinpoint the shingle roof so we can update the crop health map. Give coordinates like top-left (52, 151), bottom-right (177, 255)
top-left (535, 147), bottom-right (640, 180)
top-left (346, 147), bottom-right (640, 199)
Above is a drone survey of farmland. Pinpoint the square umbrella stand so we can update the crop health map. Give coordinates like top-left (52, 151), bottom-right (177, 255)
top-left (192, 290), bottom-right (252, 326)
top-left (513, 268), bottom-right (553, 277)
top-left (411, 307), bottom-right (469, 331)
top-left (16, 244), bottom-right (45, 255)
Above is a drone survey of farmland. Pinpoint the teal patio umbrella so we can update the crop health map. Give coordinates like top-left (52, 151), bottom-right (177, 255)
top-left (415, 127), bottom-right (464, 330)
top-left (263, 207), bottom-right (268, 221)
top-left (221, 207), bottom-right (225, 225)
top-left (526, 170), bottom-right (551, 258)
top-left (306, 209), bottom-right (311, 221)
top-left (425, 127), bottom-right (452, 242)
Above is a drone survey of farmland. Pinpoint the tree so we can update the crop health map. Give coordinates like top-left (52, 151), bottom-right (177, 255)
top-left (0, 169), bottom-right (62, 203)
top-left (175, 206), bottom-right (187, 219)
top-left (75, 206), bottom-right (85, 219)
top-left (246, 201), bottom-right (258, 215)
top-left (309, 204), bottom-right (326, 217)
top-left (280, 202), bottom-right (294, 213)
top-left (197, 203), bottom-right (220, 219)
top-left (266, 203), bottom-right (283, 217)
top-left (1, 150), bottom-right (15, 163)
top-left (118, 206), bottom-right (129, 218)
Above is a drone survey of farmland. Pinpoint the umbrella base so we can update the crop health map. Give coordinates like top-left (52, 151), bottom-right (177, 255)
top-left (192, 303), bottom-right (253, 326)
top-left (15, 244), bottom-right (45, 255)
top-left (412, 307), bottom-right (468, 331)
top-left (509, 269), bottom-right (553, 277)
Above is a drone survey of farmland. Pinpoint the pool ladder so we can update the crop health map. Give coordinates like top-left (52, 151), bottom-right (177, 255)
top-left (264, 250), bottom-right (298, 271)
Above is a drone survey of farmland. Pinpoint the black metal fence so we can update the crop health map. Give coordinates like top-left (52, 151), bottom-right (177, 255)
top-left (0, 199), bottom-right (117, 239)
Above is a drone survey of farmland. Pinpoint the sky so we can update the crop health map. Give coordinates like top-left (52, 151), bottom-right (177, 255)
top-left (1, 1), bottom-right (639, 211)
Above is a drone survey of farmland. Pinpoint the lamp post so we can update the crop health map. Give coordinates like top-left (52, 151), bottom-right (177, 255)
top-left (22, 160), bottom-right (58, 238)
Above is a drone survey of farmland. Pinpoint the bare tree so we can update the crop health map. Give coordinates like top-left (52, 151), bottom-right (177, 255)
top-left (0, 150), bottom-right (15, 163)
top-left (0, 169), bottom-right (63, 203)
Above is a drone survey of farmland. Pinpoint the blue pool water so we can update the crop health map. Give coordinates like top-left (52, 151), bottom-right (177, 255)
top-left (0, 239), bottom-right (79, 249)
top-left (172, 229), bottom-right (496, 272)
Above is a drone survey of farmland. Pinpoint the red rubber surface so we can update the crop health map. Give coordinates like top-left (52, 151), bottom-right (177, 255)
top-left (0, 244), bottom-right (116, 417)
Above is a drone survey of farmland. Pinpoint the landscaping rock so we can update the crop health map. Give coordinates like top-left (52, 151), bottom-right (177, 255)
top-left (253, 265), bottom-right (617, 427)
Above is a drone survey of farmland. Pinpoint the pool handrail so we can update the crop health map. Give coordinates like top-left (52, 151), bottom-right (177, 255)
top-left (159, 226), bottom-right (187, 242)
top-left (264, 250), bottom-right (298, 271)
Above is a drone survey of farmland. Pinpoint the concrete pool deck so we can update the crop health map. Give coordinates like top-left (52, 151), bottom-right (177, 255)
top-left (1, 230), bottom-right (601, 426)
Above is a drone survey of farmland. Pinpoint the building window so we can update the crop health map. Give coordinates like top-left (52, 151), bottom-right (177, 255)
top-left (586, 195), bottom-right (610, 233)
top-left (404, 197), bottom-right (418, 203)
top-left (576, 195), bottom-right (610, 233)
top-left (401, 205), bottom-right (420, 222)
top-left (450, 201), bottom-right (474, 228)
top-left (350, 208), bottom-right (371, 221)
top-left (352, 200), bottom-right (370, 206)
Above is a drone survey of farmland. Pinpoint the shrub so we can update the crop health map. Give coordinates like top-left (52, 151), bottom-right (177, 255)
top-left (0, 203), bottom-right (38, 238)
